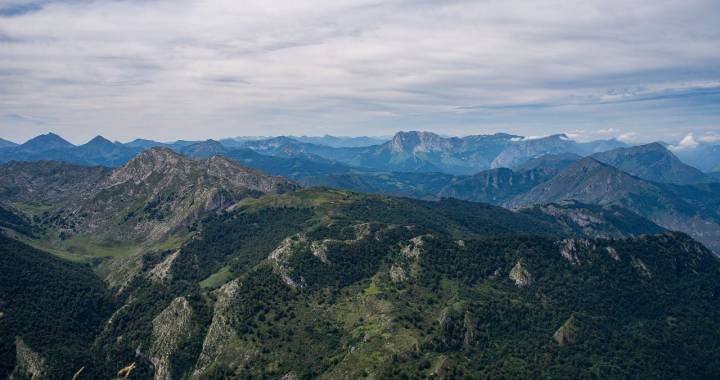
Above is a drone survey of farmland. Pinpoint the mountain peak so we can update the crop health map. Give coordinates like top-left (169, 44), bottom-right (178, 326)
top-left (592, 142), bottom-right (710, 184)
top-left (20, 132), bottom-right (75, 152)
top-left (390, 131), bottom-right (449, 153)
top-left (113, 147), bottom-right (187, 178)
top-left (132, 146), bottom-right (185, 163)
top-left (87, 135), bottom-right (113, 145)
top-left (80, 135), bottom-right (116, 150)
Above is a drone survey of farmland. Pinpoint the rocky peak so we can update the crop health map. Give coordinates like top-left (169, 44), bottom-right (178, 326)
top-left (390, 131), bottom-right (450, 153)
top-left (108, 147), bottom-right (186, 183)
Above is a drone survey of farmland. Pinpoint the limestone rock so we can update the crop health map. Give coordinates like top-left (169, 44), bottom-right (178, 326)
top-left (509, 260), bottom-right (532, 287)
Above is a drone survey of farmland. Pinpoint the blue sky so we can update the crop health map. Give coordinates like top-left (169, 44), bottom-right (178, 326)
top-left (0, 0), bottom-right (719, 144)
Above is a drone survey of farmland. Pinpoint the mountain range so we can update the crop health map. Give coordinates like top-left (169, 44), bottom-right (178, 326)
top-left (3, 132), bottom-right (720, 379)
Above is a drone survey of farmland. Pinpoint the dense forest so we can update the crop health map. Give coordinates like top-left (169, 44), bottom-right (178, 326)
top-left (2, 188), bottom-right (720, 379)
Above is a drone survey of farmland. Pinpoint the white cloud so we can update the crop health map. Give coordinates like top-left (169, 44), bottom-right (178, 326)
top-left (617, 132), bottom-right (640, 143)
top-left (0, 0), bottom-right (718, 142)
top-left (698, 133), bottom-right (720, 143)
top-left (669, 133), bottom-right (700, 150)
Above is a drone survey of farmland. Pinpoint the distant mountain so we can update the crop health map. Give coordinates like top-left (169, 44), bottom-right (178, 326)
top-left (239, 131), bottom-right (625, 175)
top-left (220, 135), bottom-right (387, 148)
top-left (515, 152), bottom-right (581, 172)
top-left (291, 135), bottom-right (388, 147)
top-left (0, 134), bottom-right (140, 167)
top-left (0, 138), bottom-right (17, 148)
top-left (73, 135), bottom-right (142, 166)
top-left (675, 144), bottom-right (720, 172)
top-left (0, 131), bottom-right (628, 175)
top-left (508, 157), bottom-right (720, 252)
top-left (124, 138), bottom-right (164, 149)
top-left (177, 139), bottom-right (230, 158)
top-left (17, 132), bottom-right (75, 153)
top-left (592, 143), bottom-right (713, 184)
top-left (490, 135), bottom-right (625, 169)
top-left (355, 131), bottom-right (520, 174)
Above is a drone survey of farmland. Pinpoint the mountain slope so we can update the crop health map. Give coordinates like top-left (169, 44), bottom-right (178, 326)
top-left (342, 131), bottom-right (520, 174)
top-left (0, 161), bottom-right (112, 204)
top-left (84, 188), bottom-right (720, 379)
top-left (0, 233), bottom-right (114, 379)
top-left (59, 147), bottom-right (297, 242)
top-left (676, 144), bottom-right (720, 172)
top-left (508, 157), bottom-right (720, 252)
top-left (3, 159), bottom-right (720, 379)
top-left (17, 132), bottom-right (75, 153)
top-left (0, 138), bottom-right (17, 149)
top-left (592, 143), bottom-right (712, 184)
top-left (491, 135), bottom-right (625, 169)
top-left (73, 135), bottom-right (141, 166)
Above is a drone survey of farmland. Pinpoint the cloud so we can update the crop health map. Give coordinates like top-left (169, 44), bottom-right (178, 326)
top-left (669, 133), bottom-right (700, 150)
top-left (698, 133), bottom-right (720, 143)
top-left (0, 0), bottom-right (719, 143)
top-left (617, 132), bottom-right (640, 143)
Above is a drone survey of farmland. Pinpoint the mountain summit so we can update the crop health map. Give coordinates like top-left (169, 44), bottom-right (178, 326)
top-left (390, 131), bottom-right (452, 153)
top-left (591, 142), bottom-right (712, 184)
top-left (18, 132), bottom-right (75, 153)
top-left (60, 148), bottom-right (298, 242)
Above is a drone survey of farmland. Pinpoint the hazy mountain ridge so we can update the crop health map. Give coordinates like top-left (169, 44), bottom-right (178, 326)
top-left (591, 143), bottom-right (713, 184)
top-left (0, 138), bottom-right (17, 148)
top-left (508, 157), bottom-right (720, 252)
top-left (3, 136), bottom-right (720, 253)
top-left (0, 131), bottom-right (628, 175)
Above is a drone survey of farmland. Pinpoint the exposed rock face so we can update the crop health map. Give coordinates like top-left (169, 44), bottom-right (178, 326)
top-left (631, 256), bottom-right (653, 279)
top-left (149, 250), bottom-right (181, 283)
top-left (309, 223), bottom-right (372, 264)
top-left (558, 239), bottom-right (592, 266)
top-left (389, 265), bottom-right (407, 283)
top-left (151, 297), bottom-right (194, 380)
top-left (268, 234), bottom-right (308, 288)
top-left (390, 131), bottom-right (453, 154)
top-left (194, 280), bottom-right (245, 378)
top-left (553, 315), bottom-right (578, 346)
top-left (401, 236), bottom-right (428, 258)
top-left (509, 260), bottom-right (533, 287)
top-left (333, 131), bottom-right (521, 174)
top-left (100, 254), bottom-right (144, 294)
top-left (463, 312), bottom-right (476, 350)
top-left (606, 246), bottom-right (620, 261)
top-left (12, 337), bottom-right (47, 379)
top-left (270, 224), bottom-right (379, 288)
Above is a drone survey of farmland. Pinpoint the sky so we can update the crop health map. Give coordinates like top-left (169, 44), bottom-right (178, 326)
top-left (0, 0), bottom-right (719, 145)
